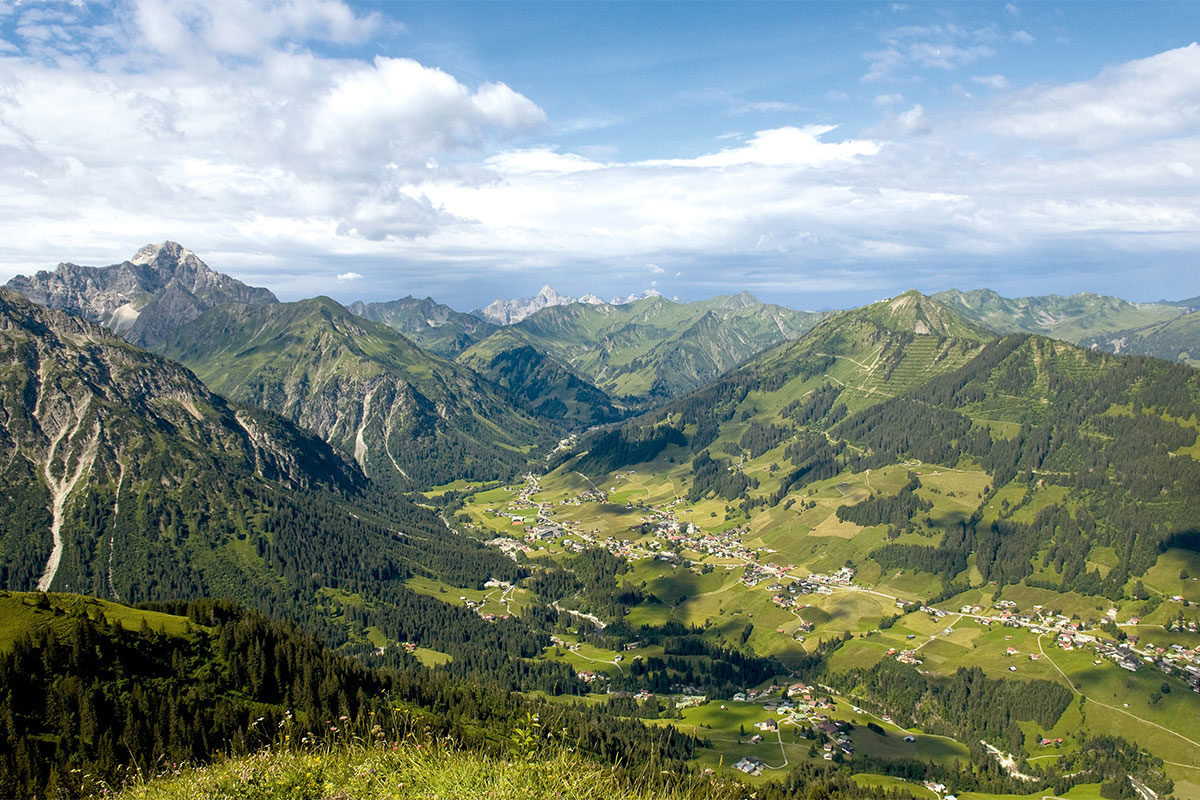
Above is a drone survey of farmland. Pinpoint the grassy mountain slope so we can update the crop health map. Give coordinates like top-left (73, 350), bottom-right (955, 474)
top-left (348, 295), bottom-right (499, 357)
top-left (0, 592), bottom-right (722, 800)
top-left (553, 290), bottom-right (1200, 601)
top-left (491, 293), bottom-right (827, 402)
top-left (156, 297), bottom-right (550, 488)
top-left (1081, 308), bottom-right (1200, 366)
top-left (934, 288), bottom-right (1183, 343)
top-left (456, 328), bottom-right (625, 428)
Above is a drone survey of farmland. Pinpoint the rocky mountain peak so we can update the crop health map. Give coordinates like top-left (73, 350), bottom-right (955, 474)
top-left (130, 240), bottom-right (197, 269)
top-left (4, 243), bottom-right (277, 347)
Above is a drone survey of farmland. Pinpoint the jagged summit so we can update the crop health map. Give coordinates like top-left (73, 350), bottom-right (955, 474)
top-left (478, 285), bottom-right (666, 325)
top-left (4, 242), bottom-right (276, 347)
top-left (610, 288), bottom-right (663, 305)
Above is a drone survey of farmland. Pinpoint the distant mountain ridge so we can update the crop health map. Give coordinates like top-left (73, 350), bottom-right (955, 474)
top-left (475, 285), bottom-right (663, 325)
top-left (933, 288), bottom-right (1183, 343)
top-left (496, 292), bottom-right (829, 401)
top-left (1081, 309), bottom-right (1200, 367)
top-left (348, 295), bottom-right (499, 357)
top-left (4, 242), bottom-right (277, 347)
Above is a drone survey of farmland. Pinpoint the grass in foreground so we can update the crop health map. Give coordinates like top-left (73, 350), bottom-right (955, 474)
top-left (114, 740), bottom-right (732, 800)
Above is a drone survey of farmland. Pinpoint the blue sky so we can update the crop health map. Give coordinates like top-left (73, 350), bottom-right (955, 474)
top-left (0, 1), bottom-right (1198, 311)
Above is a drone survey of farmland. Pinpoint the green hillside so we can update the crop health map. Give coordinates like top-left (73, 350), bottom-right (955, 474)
top-left (1082, 308), bottom-right (1200, 367)
top-left (457, 328), bottom-right (626, 428)
top-left (156, 297), bottom-right (550, 488)
top-left (449, 291), bottom-right (1200, 792)
top-left (934, 288), bottom-right (1183, 343)
top-left (348, 295), bottom-right (499, 357)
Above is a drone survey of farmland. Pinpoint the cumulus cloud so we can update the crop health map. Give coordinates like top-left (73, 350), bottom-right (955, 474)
top-left (0, 0), bottom-right (546, 271)
top-left (1011, 30), bottom-right (1034, 44)
top-left (336, 271), bottom-right (363, 281)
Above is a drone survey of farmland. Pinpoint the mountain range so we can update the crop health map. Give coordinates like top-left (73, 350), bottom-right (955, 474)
top-left (3, 246), bottom-right (1200, 800)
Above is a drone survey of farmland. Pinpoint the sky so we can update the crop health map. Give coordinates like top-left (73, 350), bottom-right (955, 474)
top-left (0, 1), bottom-right (1198, 311)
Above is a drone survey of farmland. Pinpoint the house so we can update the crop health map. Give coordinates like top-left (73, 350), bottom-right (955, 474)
top-left (816, 720), bottom-right (840, 736)
top-left (755, 719), bottom-right (779, 731)
top-left (733, 756), bottom-right (763, 775)
top-left (750, 734), bottom-right (764, 743)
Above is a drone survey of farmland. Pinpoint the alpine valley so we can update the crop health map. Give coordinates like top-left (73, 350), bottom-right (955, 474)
top-left (3, 245), bottom-right (1200, 800)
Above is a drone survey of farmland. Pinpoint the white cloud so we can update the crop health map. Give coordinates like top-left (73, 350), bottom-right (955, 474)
top-left (736, 101), bottom-right (800, 114)
top-left (642, 126), bottom-right (880, 169)
top-left (133, 0), bottom-right (380, 57)
top-left (865, 23), bottom-right (996, 81)
top-left (896, 104), bottom-right (928, 133)
top-left (0, 11), bottom-right (1196, 305)
top-left (981, 42), bottom-right (1200, 148)
top-left (1011, 30), bottom-right (1034, 44)
top-left (1004, 3), bottom-right (1020, 17)
top-left (0, 1), bottom-right (546, 260)
top-left (972, 74), bottom-right (1009, 89)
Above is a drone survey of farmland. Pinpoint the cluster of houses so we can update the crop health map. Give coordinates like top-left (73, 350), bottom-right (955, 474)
top-left (887, 647), bottom-right (923, 666)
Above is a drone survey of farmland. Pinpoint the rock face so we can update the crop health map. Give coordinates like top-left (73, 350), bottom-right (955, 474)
top-left (4, 242), bottom-right (277, 347)
top-left (478, 285), bottom-right (585, 325)
top-left (155, 297), bottom-right (551, 488)
top-left (476, 285), bottom-right (667, 325)
top-left (0, 288), bottom-right (360, 595)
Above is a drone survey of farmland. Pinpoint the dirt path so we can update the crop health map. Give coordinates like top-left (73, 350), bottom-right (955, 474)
top-left (1037, 634), bottom-right (1200, 754)
top-left (764, 728), bottom-right (789, 769)
top-left (914, 614), bottom-right (964, 652)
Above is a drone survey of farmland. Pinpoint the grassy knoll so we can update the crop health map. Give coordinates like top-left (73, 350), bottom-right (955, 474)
top-left (851, 773), bottom-right (938, 798)
top-left (0, 591), bottom-right (193, 650)
top-left (413, 647), bottom-right (452, 668)
top-left (956, 783), bottom-right (1106, 800)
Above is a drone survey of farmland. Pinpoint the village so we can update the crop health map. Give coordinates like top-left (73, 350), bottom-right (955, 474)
top-left (473, 475), bottom-right (1200, 695)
